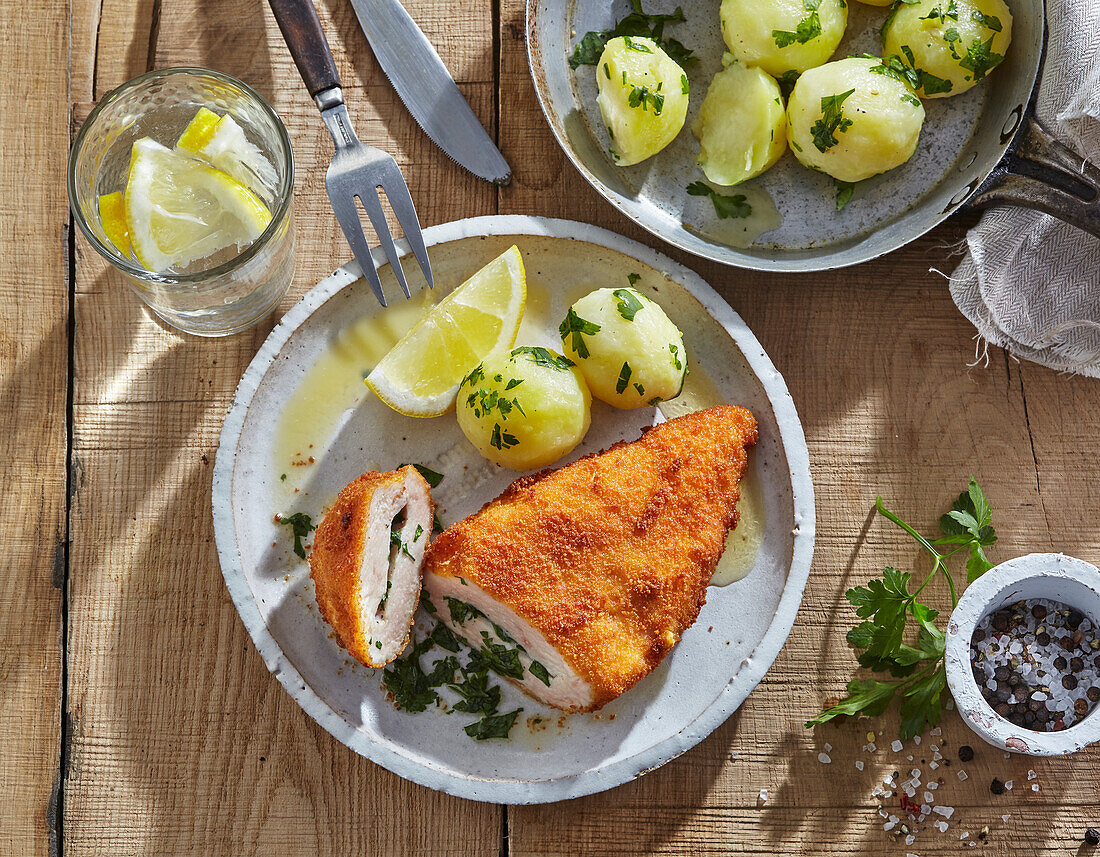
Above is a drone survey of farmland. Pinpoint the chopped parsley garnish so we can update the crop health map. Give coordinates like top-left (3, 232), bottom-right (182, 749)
top-left (529, 660), bottom-right (553, 686)
top-left (278, 512), bottom-right (315, 559)
top-left (622, 35), bottom-right (653, 53)
top-left (686, 181), bottom-right (752, 219)
top-left (810, 88), bottom-right (855, 153)
top-left (835, 179), bottom-right (856, 211)
top-left (627, 272), bottom-right (641, 286)
top-left (446, 596), bottom-right (486, 625)
top-left (449, 668), bottom-right (502, 715)
top-left (505, 377), bottom-right (524, 391)
top-left (419, 589), bottom-right (437, 614)
top-left (381, 637), bottom-right (444, 712)
top-left (471, 631), bottom-right (526, 679)
top-left (772, 0), bottom-right (823, 48)
top-left (414, 524), bottom-right (424, 542)
top-left (616, 362), bottom-right (633, 394)
top-left (559, 308), bottom-right (601, 359)
top-left (669, 343), bottom-right (683, 371)
top-left (901, 91), bottom-right (922, 107)
top-left (681, 73), bottom-right (689, 94)
top-left (959, 34), bottom-right (1004, 81)
top-left (433, 514), bottom-right (444, 535)
top-left (280, 473), bottom-right (286, 481)
top-left (430, 621), bottom-right (463, 652)
top-left (776, 69), bottom-right (800, 98)
top-left (892, 47), bottom-right (954, 95)
top-left (971, 10), bottom-right (1002, 31)
top-left (568, 1), bottom-right (695, 70)
top-left (627, 84), bottom-right (664, 115)
top-left (634, 382), bottom-right (645, 396)
top-left (397, 463), bottom-right (443, 487)
top-left (464, 707), bottom-right (523, 740)
top-left (490, 423), bottom-right (520, 451)
top-left (379, 579), bottom-right (392, 610)
top-left (613, 287), bottom-right (645, 321)
top-left (512, 345), bottom-right (575, 371)
top-left (919, 0), bottom-right (958, 23)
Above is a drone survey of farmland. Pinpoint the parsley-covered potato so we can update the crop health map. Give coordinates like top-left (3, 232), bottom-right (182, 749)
top-left (720, 0), bottom-right (847, 77)
top-left (883, 0), bottom-right (1012, 98)
top-left (596, 36), bottom-right (690, 166)
top-left (692, 58), bottom-right (787, 186)
top-left (457, 347), bottom-right (591, 471)
top-left (559, 286), bottom-right (687, 409)
top-left (786, 56), bottom-right (925, 182)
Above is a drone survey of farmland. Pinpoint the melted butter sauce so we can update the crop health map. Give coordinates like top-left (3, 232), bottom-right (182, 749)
top-left (271, 293), bottom-right (433, 499)
top-left (681, 183), bottom-right (783, 249)
top-left (659, 363), bottom-right (767, 587)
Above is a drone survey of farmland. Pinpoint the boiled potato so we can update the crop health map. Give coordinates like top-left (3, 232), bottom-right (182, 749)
top-left (786, 56), bottom-right (925, 182)
top-left (457, 346), bottom-right (591, 471)
top-left (720, 0), bottom-right (847, 77)
top-left (596, 36), bottom-right (690, 166)
top-left (693, 58), bottom-right (787, 186)
top-left (883, 0), bottom-right (1012, 98)
top-left (559, 286), bottom-right (686, 409)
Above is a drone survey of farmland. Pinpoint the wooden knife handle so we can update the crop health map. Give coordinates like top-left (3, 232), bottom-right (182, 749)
top-left (268, 0), bottom-right (342, 99)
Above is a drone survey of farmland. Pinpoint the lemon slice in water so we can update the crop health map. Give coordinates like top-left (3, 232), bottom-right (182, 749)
top-left (177, 107), bottom-right (278, 195)
top-left (97, 191), bottom-right (130, 257)
top-left (365, 246), bottom-right (527, 417)
top-left (124, 137), bottom-right (272, 273)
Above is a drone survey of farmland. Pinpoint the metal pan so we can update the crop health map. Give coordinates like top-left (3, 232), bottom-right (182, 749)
top-left (526, 0), bottom-right (1099, 272)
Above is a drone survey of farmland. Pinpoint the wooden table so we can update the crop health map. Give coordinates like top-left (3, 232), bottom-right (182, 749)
top-left (9, 0), bottom-right (1100, 853)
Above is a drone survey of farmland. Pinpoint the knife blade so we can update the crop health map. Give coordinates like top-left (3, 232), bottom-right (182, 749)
top-left (347, 0), bottom-right (512, 185)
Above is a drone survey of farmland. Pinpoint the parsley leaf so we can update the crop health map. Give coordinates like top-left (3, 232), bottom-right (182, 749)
top-left (529, 660), bottom-right (553, 686)
top-left (512, 345), bottom-right (575, 371)
top-left (613, 287), bottom-right (645, 321)
top-left (616, 361), bottom-right (632, 394)
top-left (449, 667), bottom-right (502, 715)
top-left (835, 179), bottom-right (855, 211)
top-left (471, 631), bottom-right (526, 680)
top-left (399, 463), bottom-right (444, 487)
top-left (686, 181), bottom-right (752, 219)
top-left (971, 9), bottom-right (1002, 31)
top-left (464, 707), bottom-right (523, 740)
top-left (430, 621), bottom-right (463, 653)
top-left (559, 308), bottom-right (601, 359)
top-left (626, 83), bottom-right (665, 115)
top-left (810, 89), bottom-right (855, 152)
top-left (959, 34), bottom-right (1004, 81)
top-left (807, 479), bottom-right (996, 739)
top-left (568, 1), bottom-right (695, 70)
top-left (776, 69), bottom-right (800, 99)
top-left (773, 8), bottom-right (822, 47)
top-left (278, 512), bottom-right (315, 559)
top-left (382, 637), bottom-right (443, 712)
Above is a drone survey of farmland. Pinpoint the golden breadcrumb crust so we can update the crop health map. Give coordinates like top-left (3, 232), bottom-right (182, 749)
top-left (424, 405), bottom-right (758, 710)
top-left (309, 466), bottom-right (432, 668)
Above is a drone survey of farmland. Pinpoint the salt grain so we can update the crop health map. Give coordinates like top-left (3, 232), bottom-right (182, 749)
top-left (935, 820), bottom-right (950, 833)
top-left (1002, 814), bottom-right (1011, 822)
top-left (930, 726), bottom-right (942, 736)
top-left (928, 781), bottom-right (939, 790)
top-left (757, 788), bottom-right (768, 804)
top-left (892, 739), bottom-right (904, 752)
top-left (929, 761), bottom-right (939, 770)
top-left (924, 791), bottom-right (934, 803)
top-left (934, 805), bottom-right (955, 818)
top-left (818, 753), bottom-right (831, 764)
top-left (1027, 769), bottom-right (1037, 780)
top-left (824, 742), bottom-right (833, 752)
top-left (905, 834), bottom-right (915, 845)
top-left (855, 760), bottom-right (864, 771)
top-left (914, 735), bottom-right (922, 745)
top-left (957, 770), bottom-right (969, 781)
top-left (1005, 780), bottom-right (1014, 791)
top-left (1031, 784), bottom-right (1039, 792)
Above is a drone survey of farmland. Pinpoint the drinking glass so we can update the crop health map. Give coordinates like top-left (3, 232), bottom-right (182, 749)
top-left (69, 68), bottom-right (295, 337)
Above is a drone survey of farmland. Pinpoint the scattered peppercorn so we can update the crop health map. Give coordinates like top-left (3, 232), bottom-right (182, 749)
top-left (991, 777), bottom-right (1006, 795)
top-left (958, 745), bottom-right (974, 762)
top-left (1085, 829), bottom-right (1100, 846)
top-left (1032, 604), bottom-right (1048, 620)
top-left (1063, 674), bottom-right (1079, 690)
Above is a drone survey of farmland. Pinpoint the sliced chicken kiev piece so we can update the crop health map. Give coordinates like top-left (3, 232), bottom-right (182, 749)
top-left (310, 466), bottom-right (434, 668)
top-left (423, 405), bottom-right (758, 712)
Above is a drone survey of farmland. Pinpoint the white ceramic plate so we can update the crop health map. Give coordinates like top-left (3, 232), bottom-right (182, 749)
top-left (212, 216), bottom-right (814, 803)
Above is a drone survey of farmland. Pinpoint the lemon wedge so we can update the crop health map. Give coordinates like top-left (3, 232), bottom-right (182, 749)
top-left (124, 137), bottom-right (272, 273)
top-left (97, 191), bottom-right (131, 258)
top-left (365, 246), bottom-right (527, 417)
top-left (177, 107), bottom-right (278, 195)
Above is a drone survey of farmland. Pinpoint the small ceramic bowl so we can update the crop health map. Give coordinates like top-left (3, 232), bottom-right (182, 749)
top-left (945, 553), bottom-right (1100, 756)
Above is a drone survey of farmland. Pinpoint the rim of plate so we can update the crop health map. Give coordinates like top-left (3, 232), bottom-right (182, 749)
top-left (212, 215), bottom-right (816, 803)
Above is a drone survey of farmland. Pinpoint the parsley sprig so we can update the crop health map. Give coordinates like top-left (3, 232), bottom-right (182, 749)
top-left (806, 479), bottom-right (997, 739)
top-left (772, 0), bottom-right (823, 48)
top-left (810, 89), bottom-right (855, 153)
top-left (278, 512), bottom-right (316, 559)
top-left (686, 181), bottom-right (752, 219)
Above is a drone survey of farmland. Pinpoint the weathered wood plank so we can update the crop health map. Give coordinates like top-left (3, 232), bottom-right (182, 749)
top-left (0, 3), bottom-right (70, 856)
top-left (64, 0), bottom-right (500, 854)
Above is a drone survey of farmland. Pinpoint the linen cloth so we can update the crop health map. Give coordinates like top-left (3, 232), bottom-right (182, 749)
top-left (948, 0), bottom-right (1100, 374)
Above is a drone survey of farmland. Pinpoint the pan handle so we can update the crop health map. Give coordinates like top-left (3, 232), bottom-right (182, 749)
top-left (969, 114), bottom-right (1100, 237)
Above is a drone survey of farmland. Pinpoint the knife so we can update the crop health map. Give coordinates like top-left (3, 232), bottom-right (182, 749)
top-left (347, 0), bottom-right (512, 186)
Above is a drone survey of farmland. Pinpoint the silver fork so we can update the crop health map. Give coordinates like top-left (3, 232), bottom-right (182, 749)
top-left (269, 0), bottom-right (433, 305)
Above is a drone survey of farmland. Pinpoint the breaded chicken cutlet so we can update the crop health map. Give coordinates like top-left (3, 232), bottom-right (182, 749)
top-left (310, 466), bottom-right (434, 668)
top-left (423, 405), bottom-right (758, 712)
